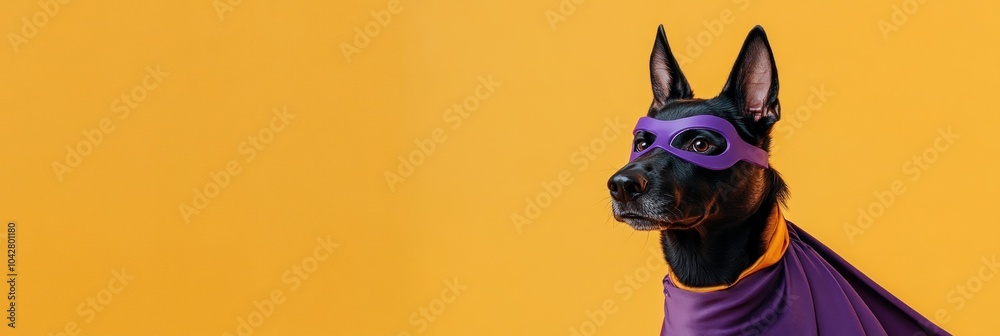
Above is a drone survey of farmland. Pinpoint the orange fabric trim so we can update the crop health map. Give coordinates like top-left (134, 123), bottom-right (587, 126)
top-left (666, 207), bottom-right (790, 293)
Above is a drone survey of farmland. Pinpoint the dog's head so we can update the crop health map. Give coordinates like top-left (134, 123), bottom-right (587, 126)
top-left (608, 25), bottom-right (786, 231)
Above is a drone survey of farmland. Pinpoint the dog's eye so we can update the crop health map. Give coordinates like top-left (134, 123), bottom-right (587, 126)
top-left (690, 138), bottom-right (713, 153)
top-left (634, 139), bottom-right (650, 152)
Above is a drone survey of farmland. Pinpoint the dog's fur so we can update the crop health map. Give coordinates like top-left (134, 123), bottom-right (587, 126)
top-left (608, 25), bottom-right (789, 288)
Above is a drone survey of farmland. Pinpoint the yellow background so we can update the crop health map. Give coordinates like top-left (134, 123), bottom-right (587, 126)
top-left (0, 0), bottom-right (997, 335)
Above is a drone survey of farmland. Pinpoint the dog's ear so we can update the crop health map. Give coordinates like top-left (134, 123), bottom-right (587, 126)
top-left (721, 25), bottom-right (780, 131)
top-left (649, 24), bottom-right (693, 113)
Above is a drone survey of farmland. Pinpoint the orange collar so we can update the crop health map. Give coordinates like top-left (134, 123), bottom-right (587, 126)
top-left (666, 207), bottom-right (790, 293)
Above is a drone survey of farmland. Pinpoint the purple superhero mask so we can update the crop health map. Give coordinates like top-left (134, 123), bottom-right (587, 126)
top-left (629, 115), bottom-right (769, 170)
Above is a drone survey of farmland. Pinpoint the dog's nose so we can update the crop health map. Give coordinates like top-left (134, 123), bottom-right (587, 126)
top-left (608, 172), bottom-right (647, 202)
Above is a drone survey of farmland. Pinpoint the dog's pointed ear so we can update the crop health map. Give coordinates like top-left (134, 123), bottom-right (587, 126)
top-left (649, 24), bottom-right (693, 113)
top-left (721, 25), bottom-right (780, 130)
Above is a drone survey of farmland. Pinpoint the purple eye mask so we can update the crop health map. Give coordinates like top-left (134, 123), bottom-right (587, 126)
top-left (629, 115), bottom-right (769, 170)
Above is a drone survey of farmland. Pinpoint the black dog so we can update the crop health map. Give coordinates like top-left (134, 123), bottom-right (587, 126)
top-left (607, 25), bottom-right (948, 335)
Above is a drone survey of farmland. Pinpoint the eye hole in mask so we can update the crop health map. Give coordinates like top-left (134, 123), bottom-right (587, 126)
top-left (669, 129), bottom-right (728, 155)
top-left (632, 131), bottom-right (655, 152)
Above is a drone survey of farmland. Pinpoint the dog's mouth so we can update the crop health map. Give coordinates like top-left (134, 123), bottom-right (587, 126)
top-left (616, 213), bottom-right (668, 231)
top-left (613, 210), bottom-right (705, 231)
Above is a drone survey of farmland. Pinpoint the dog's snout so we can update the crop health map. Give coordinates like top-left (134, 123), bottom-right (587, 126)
top-left (608, 171), bottom-right (648, 202)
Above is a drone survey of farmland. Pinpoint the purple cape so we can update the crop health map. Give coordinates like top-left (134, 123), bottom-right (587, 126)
top-left (660, 221), bottom-right (949, 336)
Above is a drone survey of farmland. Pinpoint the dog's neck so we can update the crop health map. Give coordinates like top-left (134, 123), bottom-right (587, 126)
top-left (659, 177), bottom-right (782, 288)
